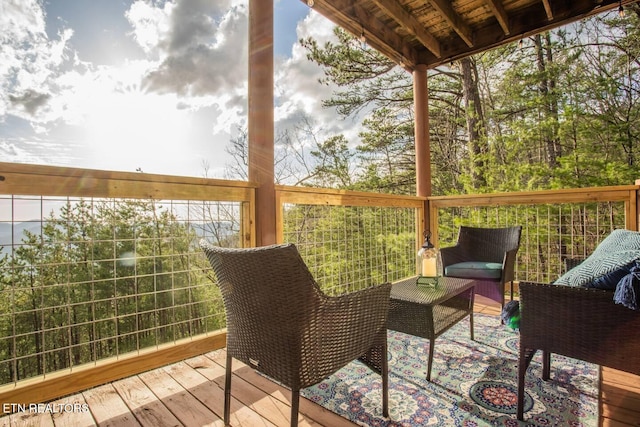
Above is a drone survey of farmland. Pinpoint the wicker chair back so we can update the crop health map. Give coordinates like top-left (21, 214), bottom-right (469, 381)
top-left (441, 225), bottom-right (522, 308)
top-left (200, 241), bottom-right (390, 427)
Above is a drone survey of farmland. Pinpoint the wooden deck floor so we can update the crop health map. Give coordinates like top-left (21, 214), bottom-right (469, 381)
top-left (2, 297), bottom-right (639, 427)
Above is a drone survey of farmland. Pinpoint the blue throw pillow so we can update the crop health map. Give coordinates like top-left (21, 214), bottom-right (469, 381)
top-left (585, 261), bottom-right (636, 290)
top-left (614, 261), bottom-right (640, 310)
top-left (554, 229), bottom-right (640, 288)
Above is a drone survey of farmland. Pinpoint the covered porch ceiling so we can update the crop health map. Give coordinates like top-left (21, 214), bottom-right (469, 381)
top-left (301, 0), bottom-right (637, 70)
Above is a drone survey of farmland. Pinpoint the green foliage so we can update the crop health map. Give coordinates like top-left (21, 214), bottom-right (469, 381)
top-left (300, 9), bottom-right (640, 195)
top-left (288, 12), bottom-right (638, 288)
top-left (1, 199), bottom-right (224, 384)
top-left (281, 204), bottom-right (415, 295)
top-left (310, 135), bottom-right (355, 188)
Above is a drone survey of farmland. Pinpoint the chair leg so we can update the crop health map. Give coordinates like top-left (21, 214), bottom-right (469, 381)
top-left (517, 346), bottom-right (526, 421)
top-left (224, 353), bottom-right (232, 426)
top-left (542, 350), bottom-right (551, 380)
top-left (469, 288), bottom-right (475, 341)
top-left (382, 335), bottom-right (389, 418)
top-left (290, 390), bottom-right (300, 427)
top-left (517, 346), bottom-right (536, 421)
top-left (426, 338), bottom-right (435, 381)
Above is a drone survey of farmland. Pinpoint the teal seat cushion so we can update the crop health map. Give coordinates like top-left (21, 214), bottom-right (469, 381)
top-left (445, 261), bottom-right (502, 280)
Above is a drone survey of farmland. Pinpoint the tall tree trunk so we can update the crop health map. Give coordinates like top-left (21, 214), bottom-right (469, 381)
top-left (535, 33), bottom-right (561, 167)
top-left (460, 57), bottom-right (487, 189)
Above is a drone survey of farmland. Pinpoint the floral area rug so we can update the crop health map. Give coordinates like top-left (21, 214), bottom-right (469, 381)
top-left (301, 314), bottom-right (599, 426)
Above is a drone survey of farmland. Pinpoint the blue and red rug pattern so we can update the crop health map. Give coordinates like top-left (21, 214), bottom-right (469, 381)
top-left (301, 314), bottom-right (598, 426)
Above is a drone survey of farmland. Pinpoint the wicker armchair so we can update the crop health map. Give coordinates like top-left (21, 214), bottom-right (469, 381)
top-left (517, 271), bottom-right (640, 420)
top-left (440, 226), bottom-right (522, 309)
top-left (200, 241), bottom-right (391, 427)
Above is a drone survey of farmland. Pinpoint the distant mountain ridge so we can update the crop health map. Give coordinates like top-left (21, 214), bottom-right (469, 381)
top-left (0, 221), bottom-right (43, 253)
top-left (0, 221), bottom-right (237, 255)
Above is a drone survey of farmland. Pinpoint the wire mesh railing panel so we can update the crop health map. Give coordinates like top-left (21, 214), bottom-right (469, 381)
top-left (435, 201), bottom-right (627, 283)
top-left (0, 195), bottom-right (241, 385)
top-left (281, 204), bottom-right (417, 295)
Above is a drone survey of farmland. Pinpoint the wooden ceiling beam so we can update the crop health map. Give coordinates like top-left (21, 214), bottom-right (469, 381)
top-left (303, 0), bottom-right (639, 71)
top-left (371, 0), bottom-right (441, 58)
top-left (483, 0), bottom-right (511, 35)
top-left (302, 0), bottom-right (419, 67)
top-left (426, 0), bottom-right (474, 47)
top-left (541, 0), bottom-right (554, 20)
top-left (419, 0), bottom-right (627, 68)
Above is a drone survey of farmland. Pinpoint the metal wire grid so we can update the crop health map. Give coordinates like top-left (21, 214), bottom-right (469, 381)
top-left (436, 201), bottom-right (627, 283)
top-left (281, 203), bottom-right (417, 295)
top-left (0, 195), bottom-right (240, 384)
top-left (1, 193), bottom-right (625, 384)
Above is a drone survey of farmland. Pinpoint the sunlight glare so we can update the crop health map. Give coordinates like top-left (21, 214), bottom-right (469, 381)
top-left (83, 83), bottom-right (191, 171)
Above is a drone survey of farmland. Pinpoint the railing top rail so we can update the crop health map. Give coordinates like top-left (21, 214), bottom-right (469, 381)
top-left (428, 185), bottom-right (640, 208)
top-left (0, 162), bottom-right (257, 201)
top-left (276, 184), bottom-right (425, 208)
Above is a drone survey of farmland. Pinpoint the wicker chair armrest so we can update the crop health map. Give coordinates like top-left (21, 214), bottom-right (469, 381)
top-left (440, 245), bottom-right (465, 268)
top-left (315, 283), bottom-right (392, 364)
top-left (322, 282), bottom-right (392, 334)
top-left (519, 281), bottom-right (640, 375)
top-left (502, 248), bottom-right (519, 282)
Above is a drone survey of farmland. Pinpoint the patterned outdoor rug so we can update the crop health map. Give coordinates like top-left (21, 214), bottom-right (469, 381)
top-left (301, 314), bottom-right (599, 426)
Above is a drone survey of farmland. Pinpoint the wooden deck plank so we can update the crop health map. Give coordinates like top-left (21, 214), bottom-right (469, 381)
top-left (603, 369), bottom-right (640, 393)
top-left (203, 351), bottom-right (358, 427)
top-left (0, 298), bottom-right (638, 427)
top-left (601, 369), bottom-right (640, 427)
top-left (139, 367), bottom-right (220, 427)
top-left (48, 395), bottom-right (95, 427)
top-left (82, 384), bottom-right (141, 427)
top-left (186, 354), bottom-right (301, 426)
top-left (159, 363), bottom-right (226, 427)
top-left (602, 405), bottom-right (640, 427)
top-left (602, 383), bottom-right (640, 407)
top-left (164, 360), bottom-right (273, 427)
top-left (205, 351), bottom-right (349, 427)
top-left (110, 376), bottom-right (182, 427)
top-left (4, 411), bottom-right (54, 427)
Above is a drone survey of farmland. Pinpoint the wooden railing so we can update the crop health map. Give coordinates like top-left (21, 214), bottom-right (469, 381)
top-left (275, 183), bottom-right (640, 286)
top-left (1, 162), bottom-right (638, 409)
top-left (429, 184), bottom-right (639, 282)
top-left (276, 185), bottom-right (426, 292)
top-left (0, 162), bottom-right (256, 406)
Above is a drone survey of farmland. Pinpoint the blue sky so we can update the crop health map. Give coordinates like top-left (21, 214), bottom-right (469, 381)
top-left (0, 0), bottom-right (354, 178)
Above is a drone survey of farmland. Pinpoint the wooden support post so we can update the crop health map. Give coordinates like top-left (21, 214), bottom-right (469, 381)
top-left (631, 179), bottom-right (640, 231)
top-left (414, 64), bottom-right (432, 242)
top-left (248, 0), bottom-right (276, 246)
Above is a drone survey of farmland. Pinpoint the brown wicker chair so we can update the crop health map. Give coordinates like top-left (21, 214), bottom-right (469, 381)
top-left (517, 273), bottom-right (640, 421)
top-left (200, 241), bottom-right (391, 427)
top-left (440, 226), bottom-right (522, 309)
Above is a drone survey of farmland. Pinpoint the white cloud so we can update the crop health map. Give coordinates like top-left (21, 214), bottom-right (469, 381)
top-left (0, 0), bottom-right (364, 178)
top-left (0, 0), bottom-right (244, 174)
top-left (0, 0), bottom-right (73, 119)
top-left (273, 12), bottom-right (367, 148)
top-left (135, 0), bottom-right (248, 99)
top-left (0, 0), bottom-right (46, 43)
top-left (125, 1), bottom-right (173, 56)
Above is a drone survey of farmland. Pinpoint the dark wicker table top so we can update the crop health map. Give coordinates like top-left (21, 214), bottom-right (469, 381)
top-left (390, 276), bottom-right (475, 306)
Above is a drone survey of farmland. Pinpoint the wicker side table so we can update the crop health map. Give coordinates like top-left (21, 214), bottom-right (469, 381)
top-left (387, 276), bottom-right (476, 380)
